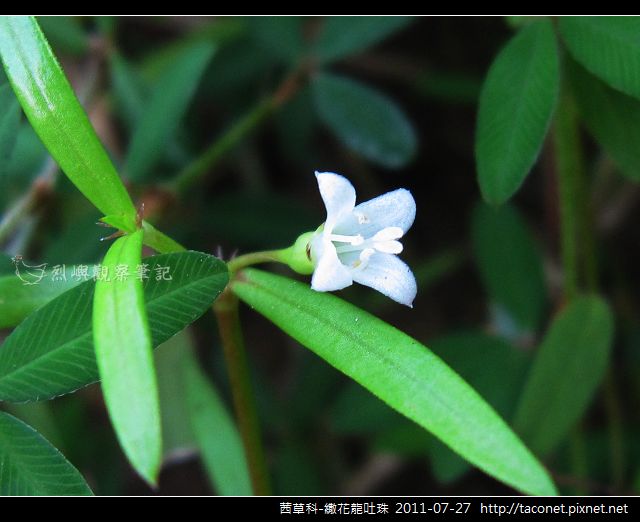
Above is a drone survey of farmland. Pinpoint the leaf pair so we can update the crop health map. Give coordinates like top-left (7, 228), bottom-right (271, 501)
top-left (0, 250), bottom-right (229, 484)
top-left (477, 17), bottom-right (640, 204)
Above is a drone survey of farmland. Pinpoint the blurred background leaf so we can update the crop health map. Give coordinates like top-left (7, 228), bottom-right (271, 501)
top-left (37, 16), bottom-right (88, 56)
top-left (313, 72), bottom-right (417, 169)
top-left (569, 59), bottom-right (640, 182)
top-left (475, 20), bottom-right (559, 204)
top-left (184, 348), bottom-right (252, 495)
top-left (123, 41), bottom-right (216, 182)
top-left (0, 84), bottom-right (21, 182)
top-left (471, 202), bottom-right (547, 334)
top-left (314, 16), bottom-right (414, 64)
top-left (513, 296), bottom-right (614, 457)
top-left (560, 16), bottom-right (640, 100)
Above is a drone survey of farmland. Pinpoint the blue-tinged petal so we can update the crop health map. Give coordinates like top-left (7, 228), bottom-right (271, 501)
top-left (335, 188), bottom-right (416, 237)
top-left (315, 171), bottom-right (356, 231)
top-left (351, 252), bottom-right (417, 307)
top-left (311, 236), bottom-right (353, 292)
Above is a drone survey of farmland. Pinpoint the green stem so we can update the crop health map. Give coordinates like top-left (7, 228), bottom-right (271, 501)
top-left (168, 66), bottom-right (306, 194)
top-left (568, 426), bottom-right (588, 495)
top-left (213, 290), bottom-right (271, 495)
top-left (554, 82), bottom-right (593, 494)
top-left (0, 157), bottom-right (57, 246)
top-left (168, 99), bottom-right (275, 194)
top-left (141, 220), bottom-right (186, 253)
top-left (553, 87), bottom-right (584, 302)
top-left (556, 80), bottom-right (626, 491)
top-left (603, 370), bottom-right (625, 489)
top-left (227, 250), bottom-right (287, 275)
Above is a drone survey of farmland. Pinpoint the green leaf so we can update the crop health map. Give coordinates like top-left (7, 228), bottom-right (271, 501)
top-left (0, 16), bottom-right (135, 217)
top-left (140, 18), bottom-right (244, 81)
top-left (93, 230), bottom-right (160, 484)
top-left (471, 203), bottom-right (547, 332)
top-left (123, 41), bottom-right (216, 182)
top-left (331, 381), bottom-right (402, 435)
top-left (5, 121), bottom-right (47, 182)
top-left (475, 20), bottom-right (559, 204)
top-left (248, 17), bottom-right (304, 65)
top-left (184, 351), bottom-right (252, 495)
top-left (569, 59), bottom-right (640, 182)
top-left (141, 220), bottom-right (186, 254)
top-left (513, 296), bottom-right (614, 457)
top-left (4, 401), bottom-right (64, 454)
top-left (424, 332), bottom-right (530, 483)
top-left (313, 72), bottom-right (417, 169)
top-left (110, 53), bottom-right (147, 131)
top-left (0, 411), bottom-right (92, 495)
top-left (155, 331), bottom-right (195, 458)
top-left (0, 264), bottom-right (81, 328)
top-left (0, 253), bottom-right (14, 274)
top-left (315, 16), bottom-right (413, 64)
top-left (0, 83), bottom-right (21, 179)
top-left (0, 251), bottom-right (228, 402)
top-left (36, 16), bottom-right (88, 56)
top-left (232, 269), bottom-right (557, 496)
top-left (560, 17), bottom-right (640, 100)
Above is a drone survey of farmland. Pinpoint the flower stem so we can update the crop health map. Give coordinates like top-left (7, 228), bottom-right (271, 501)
top-left (227, 250), bottom-right (287, 275)
top-left (213, 289), bottom-right (271, 495)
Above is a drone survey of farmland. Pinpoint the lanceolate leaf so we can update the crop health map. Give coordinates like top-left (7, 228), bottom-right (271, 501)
top-left (513, 296), bottom-right (614, 457)
top-left (184, 351), bottom-right (252, 495)
top-left (313, 72), bottom-right (417, 169)
top-left (560, 17), bottom-right (640, 100)
top-left (423, 332), bottom-right (530, 484)
top-left (0, 16), bottom-right (135, 217)
top-left (123, 41), bottom-right (216, 182)
top-left (0, 411), bottom-right (92, 495)
top-left (93, 230), bottom-right (159, 484)
top-left (476, 20), bottom-right (559, 204)
top-left (315, 16), bottom-right (413, 64)
top-left (0, 251), bottom-right (228, 402)
top-left (569, 59), bottom-right (640, 182)
top-left (232, 269), bottom-right (557, 496)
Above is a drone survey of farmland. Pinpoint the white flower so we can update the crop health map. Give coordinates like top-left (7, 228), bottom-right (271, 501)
top-left (309, 171), bottom-right (417, 307)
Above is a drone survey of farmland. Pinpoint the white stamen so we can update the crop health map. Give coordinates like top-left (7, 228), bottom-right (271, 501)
top-left (330, 233), bottom-right (364, 245)
top-left (352, 248), bottom-right (375, 270)
top-left (371, 227), bottom-right (403, 242)
top-left (374, 240), bottom-right (403, 254)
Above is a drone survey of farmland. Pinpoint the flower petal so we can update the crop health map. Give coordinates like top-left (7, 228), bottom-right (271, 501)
top-left (315, 172), bottom-right (356, 231)
top-left (335, 188), bottom-right (416, 237)
top-left (351, 252), bottom-right (417, 307)
top-left (311, 236), bottom-right (353, 292)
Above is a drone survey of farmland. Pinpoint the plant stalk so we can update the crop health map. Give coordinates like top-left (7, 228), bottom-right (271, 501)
top-left (168, 66), bottom-right (306, 194)
top-left (213, 289), bottom-right (271, 495)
